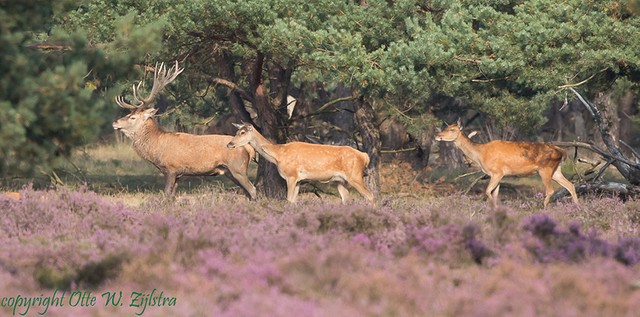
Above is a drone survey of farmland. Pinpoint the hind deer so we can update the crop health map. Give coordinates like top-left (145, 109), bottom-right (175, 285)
top-left (435, 120), bottom-right (579, 208)
top-left (113, 62), bottom-right (257, 199)
top-left (227, 123), bottom-right (374, 203)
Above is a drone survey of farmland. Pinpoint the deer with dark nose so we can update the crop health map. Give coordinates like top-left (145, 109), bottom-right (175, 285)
top-left (113, 62), bottom-right (256, 199)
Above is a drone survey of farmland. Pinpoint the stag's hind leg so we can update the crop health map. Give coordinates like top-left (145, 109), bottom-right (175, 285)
top-left (552, 168), bottom-right (579, 205)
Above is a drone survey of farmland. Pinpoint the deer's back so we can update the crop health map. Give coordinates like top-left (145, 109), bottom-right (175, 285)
top-left (478, 140), bottom-right (564, 175)
top-left (275, 142), bottom-right (368, 179)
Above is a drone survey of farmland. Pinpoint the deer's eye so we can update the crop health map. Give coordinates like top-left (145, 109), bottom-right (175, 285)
top-left (129, 116), bottom-right (137, 120)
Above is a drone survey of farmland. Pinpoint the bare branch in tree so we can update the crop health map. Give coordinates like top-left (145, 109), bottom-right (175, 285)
top-left (208, 77), bottom-right (254, 103)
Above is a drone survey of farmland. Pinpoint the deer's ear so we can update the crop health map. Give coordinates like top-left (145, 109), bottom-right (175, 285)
top-left (232, 123), bottom-right (244, 130)
top-left (456, 118), bottom-right (463, 130)
top-left (143, 108), bottom-right (158, 119)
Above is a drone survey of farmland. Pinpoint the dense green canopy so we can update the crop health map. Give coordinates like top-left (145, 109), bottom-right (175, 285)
top-left (2, 0), bottom-right (639, 180)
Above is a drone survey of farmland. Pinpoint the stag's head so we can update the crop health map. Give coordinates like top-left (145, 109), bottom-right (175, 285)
top-left (227, 123), bottom-right (254, 149)
top-left (434, 119), bottom-right (463, 142)
top-left (113, 62), bottom-right (183, 138)
top-left (112, 108), bottom-right (159, 138)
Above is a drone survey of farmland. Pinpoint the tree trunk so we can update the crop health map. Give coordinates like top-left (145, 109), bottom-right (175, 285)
top-left (415, 127), bottom-right (435, 169)
top-left (216, 53), bottom-right (253, 124)
top-left (438, 142), bottom-right (467, 169)
top-left (618, 91), bottom-right (637, 157)
top-left (353, 96), bottom-right (381, 197)
top-left (250, 53), bottom-right (287, 199)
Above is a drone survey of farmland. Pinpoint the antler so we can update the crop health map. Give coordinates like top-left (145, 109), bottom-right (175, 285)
top-left (115, 61), bottom-right (184, 111)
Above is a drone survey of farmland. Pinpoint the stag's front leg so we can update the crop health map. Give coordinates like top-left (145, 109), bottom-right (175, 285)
top-left (163, 173), bottom-right (177, 198)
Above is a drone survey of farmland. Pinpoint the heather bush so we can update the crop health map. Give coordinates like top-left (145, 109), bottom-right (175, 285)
top-left (521, 213), bottom-right (640, 267)
top-left (523, 214), bottom-right (612, 263)
top-left (0, 186), bottom-right (140, 290)
top-left (614, 237), bottom-right (640, 266)
top-left (2, 188), bottom-right (640, 317)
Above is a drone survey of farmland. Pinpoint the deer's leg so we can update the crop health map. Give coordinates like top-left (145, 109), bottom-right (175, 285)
top-left (485, 174), bottom-right (503, 207)
top-left (337, 183), bottom-right (350, 204)
top-left (285, 177), bottom-right (299, 203)
top-left (173, 176), bottom-right (181, 196)
top-left (293, 183), bottom-right (301, 202)
top-left (348, 177), bottom-right (375, 202)
top-left (164, 173), bottom-right (177, 198)
top-left (492, 184), bottom-right (501, 202)
top-left (552, 168), bottom-right (579, 205)
top-left (538, 168), bottom-right (556, 208)
top-left (227, 168), bottom-right (257, 200)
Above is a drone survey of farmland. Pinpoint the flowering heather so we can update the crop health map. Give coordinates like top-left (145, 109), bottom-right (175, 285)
top-left (523, 214), bottom-right (612, 263)
top-left (1, 187), bottom-right (639, 316)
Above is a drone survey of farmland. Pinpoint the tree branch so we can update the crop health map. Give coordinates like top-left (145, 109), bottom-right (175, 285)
top-left (553, 141), bottom-right (640, 169)
top-left (208, 77), bottom-right (253, 103)
top-left (567, 88), bottom-right (596, 118)
top-left (310, 96), bottom-right (356, 115)
top-left (557, 68), bottom-right (609, 89)
top-left (620, 140), bottom-right (640, 162)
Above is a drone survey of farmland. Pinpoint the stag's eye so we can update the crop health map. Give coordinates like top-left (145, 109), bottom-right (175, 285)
top-left (129, 116), bottom-right (137, 120)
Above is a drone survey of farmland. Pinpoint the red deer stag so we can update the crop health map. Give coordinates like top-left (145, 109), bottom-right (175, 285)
top-left (227, 123), bottom-right (374, 203)
top-left (435, 120), bottom-right (579, 208)
top-left (113, 62), bottom-right (257, 199)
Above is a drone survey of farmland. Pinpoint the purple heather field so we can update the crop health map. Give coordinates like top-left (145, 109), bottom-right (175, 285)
top-left (1, 186), bottom-right (640, 317)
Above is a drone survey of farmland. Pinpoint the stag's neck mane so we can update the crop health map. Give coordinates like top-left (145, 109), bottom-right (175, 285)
top-left (130, 119), bottom-right (167, 161)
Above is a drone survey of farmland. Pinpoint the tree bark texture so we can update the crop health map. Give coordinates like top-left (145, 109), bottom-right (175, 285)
top-left (216, 53), bottom-right (253, 124)
top-left (438, 141), bottom-right (467, 169)
top-left (415, 127), bottom-right (435, 169)
top-left (250, 53), bottom-right (287, 199)
top-left (353, 96), bottom-right (381, 197)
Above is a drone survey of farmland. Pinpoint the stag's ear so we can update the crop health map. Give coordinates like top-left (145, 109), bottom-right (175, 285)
top-left (456, 118), bottom-right (463, 130)
top-left (232, 123), bottom-right (244, 130)
top-left (143, 108), bottom-right (158, 119)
